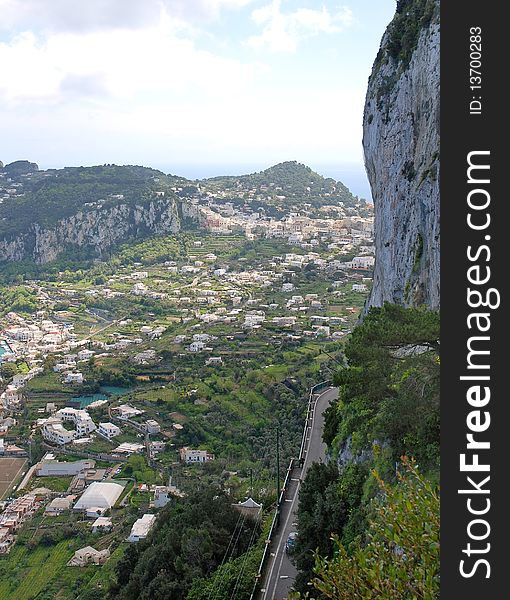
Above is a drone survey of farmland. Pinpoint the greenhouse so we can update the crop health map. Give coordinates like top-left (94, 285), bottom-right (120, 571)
top-left (74, 481), bottom-right (124, 511)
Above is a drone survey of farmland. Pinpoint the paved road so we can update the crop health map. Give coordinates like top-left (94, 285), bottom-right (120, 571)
top-left (260, 386), bottom-right (338, 600)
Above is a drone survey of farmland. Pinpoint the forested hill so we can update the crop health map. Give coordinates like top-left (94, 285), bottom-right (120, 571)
top-left (0, 163), bottom-right (185, 237)
top-left (201, 160), bottom-right (361, 209)
top-left (0, 160), bottom-right (363, 265)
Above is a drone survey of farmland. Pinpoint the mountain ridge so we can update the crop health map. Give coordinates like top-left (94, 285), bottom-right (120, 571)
top-left (0, 160), bottom-right (362, 265)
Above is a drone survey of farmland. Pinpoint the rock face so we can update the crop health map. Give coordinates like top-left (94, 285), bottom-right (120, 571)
top-left (0, 197), bottom-right (190, 264)
top-left (363, 0), bottom-right (440, 310)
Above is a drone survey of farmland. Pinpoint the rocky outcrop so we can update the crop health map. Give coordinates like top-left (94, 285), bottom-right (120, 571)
top-left (363, 0), bottom-right (440, 310)
top-left (0, 197), bottom-right (190, 264)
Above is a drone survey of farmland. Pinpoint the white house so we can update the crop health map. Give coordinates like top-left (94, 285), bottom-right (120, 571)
top-left (77, 349), bottom-right (95, 361)
top-left (42, 422), bottom-right (76, 445)
top-left (68, 546), bottom-right (110, 566)
top-left (56, 408), bottom-right (96, 436)
top-left (91, 517), bottom-right (113, 533)
top-left (98, 422), bottom-right (121, 439)
top-left (128, 514), bottom-right (156, 542)
top-left (153, 486), bottom-right (171, 508)
top-left (145, 420), bottom-right (160, 435)
top-left (45, 496), bottom-right (75, 516)
top-left (189, 341), bottom-right (206, 352)
top-left (64, 372), bottom-right (84, 384)
top-left (112, 404), bottom-right (143, 420)
top-left (205, 357), bottom-right (223, 366)
top-left (0, 385), bottom-right (21, 409)
top-left (179, 447), bottom-right (215, 464)
top-left (350, 256), bottom-right (375, 269)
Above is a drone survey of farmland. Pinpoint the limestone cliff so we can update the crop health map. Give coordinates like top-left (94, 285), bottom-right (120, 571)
top-left (363, 0), bottom-right (440, 310)
top-left (0, 197), bottom-right (191, 264)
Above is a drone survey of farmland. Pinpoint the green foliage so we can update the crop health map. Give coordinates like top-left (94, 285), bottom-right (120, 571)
top-left (119, 455), bottom-right (161, 485)
top-left (412, 232), bottom-right (424, 273)
top-left (293, 462), bottom-right (369, 593)
top-left (386, 0), bottom-right (436, 67)
top-left (202, 161), bottom-right (360, 211)
top-left (1, 160), bottom-right (38, 176)
top-left (0, 285), bottom-right (38, 315)
top-left (109, 487), bottom-right (261, 600)
top-left (332, 303), bottom-right (440, 469)
top-left (309, 459), bottom-right (439, 599)
top-left (116, 236), bottom-right (180, 266)
top-left (186, 543), bottom-right (262, 600)
top-left (0, 362), bottom-right (18, 380)
top-left (0, 164), bottom-right (166, 237)
top-left (295, 304), bottom-right (439, 594)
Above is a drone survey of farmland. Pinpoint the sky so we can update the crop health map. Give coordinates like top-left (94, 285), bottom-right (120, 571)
top-left (0, 0), bottom-right (396, 198)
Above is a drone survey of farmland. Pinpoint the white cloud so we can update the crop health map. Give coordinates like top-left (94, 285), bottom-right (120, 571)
top-left (248, 0), bottom-right (353, 53)
top-left (0, 0), bottom-right (160, 33)
top-left (0, 0), bottom-right (366, 169)
top-left (0, 17), bottom-right (261, 105)
top-left (167, 0), bottom-right (257, 21)
top-left (0, 0), bottom-right (257, 34)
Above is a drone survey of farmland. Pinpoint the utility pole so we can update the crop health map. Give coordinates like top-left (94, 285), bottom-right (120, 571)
top-left (276, 425), bottom-right (281, 503)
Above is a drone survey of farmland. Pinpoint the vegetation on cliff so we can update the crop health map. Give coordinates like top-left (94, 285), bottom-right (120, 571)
top-left (307, 459), bottom-right (439, 599)
top-left (293, 304), bottom-right (440, 596)
top-left (0, 165), bottom-right (170, 237)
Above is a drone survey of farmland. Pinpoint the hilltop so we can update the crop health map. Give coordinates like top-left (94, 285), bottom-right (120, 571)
top-left (201, 160), bottom-right (361, 210)
top-left (0, 160), bottom-right (367, 265)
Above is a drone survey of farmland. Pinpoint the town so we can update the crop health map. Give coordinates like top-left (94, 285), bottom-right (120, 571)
top-left (0, 162), bottom-right (374, 597)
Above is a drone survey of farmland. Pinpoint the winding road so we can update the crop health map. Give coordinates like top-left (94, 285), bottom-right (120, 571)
top-left (260, 386), bottom-right (338, 600)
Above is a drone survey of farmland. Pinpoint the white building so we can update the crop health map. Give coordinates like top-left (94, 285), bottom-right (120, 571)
top-left (77, 349), bottom-right (95, 361)
top-left (64, 372), bottom-right (84, 384)
top-left (91, 516), bottom-right (112, 533)
top-left (112, 404), bottom-right (143, 420)
top-left (98, 422), bottom-right (121, 439)
top-left (206, 357), bottom-right (223, 366)
top-left (153, 487), bottom-right (171, 508)
top-left (45, 496), bottom-right (75, 516)
top-left (179, 447), bottom-right (215, 464)
top-left (114, 442), bottom-right (145, 455)
top-left (128, 514), bottom-right (156, 542)
top-left (349, 256), bottom-right (375, 269)
top-left (55, 408), bottom-right (96, 436)
top-left (145, 420), bottom-right (160, 435)
top-left (0, 385), bottom-right (21, 409)
top-left (37, 456), bottom-right (95, 476)
top-left (244, 313), bottom-right (265, 328)
top-left (68, 546), bottom-right (110, 566)
top-left (42, 422), bottom-right (76, 445)
top-left (189, 341), bottom-right (206, 352)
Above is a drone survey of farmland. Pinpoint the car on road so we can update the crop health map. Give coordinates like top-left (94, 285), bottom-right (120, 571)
top-left (285, 531), bottom-right (298, 554)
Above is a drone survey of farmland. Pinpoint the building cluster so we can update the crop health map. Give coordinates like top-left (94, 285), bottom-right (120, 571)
top-left (196, 201), bottom-right (374, 246)
top-left (0, 451), bottom-right (188, 556)
top-left (0, 493), bottom-right (42, 554)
